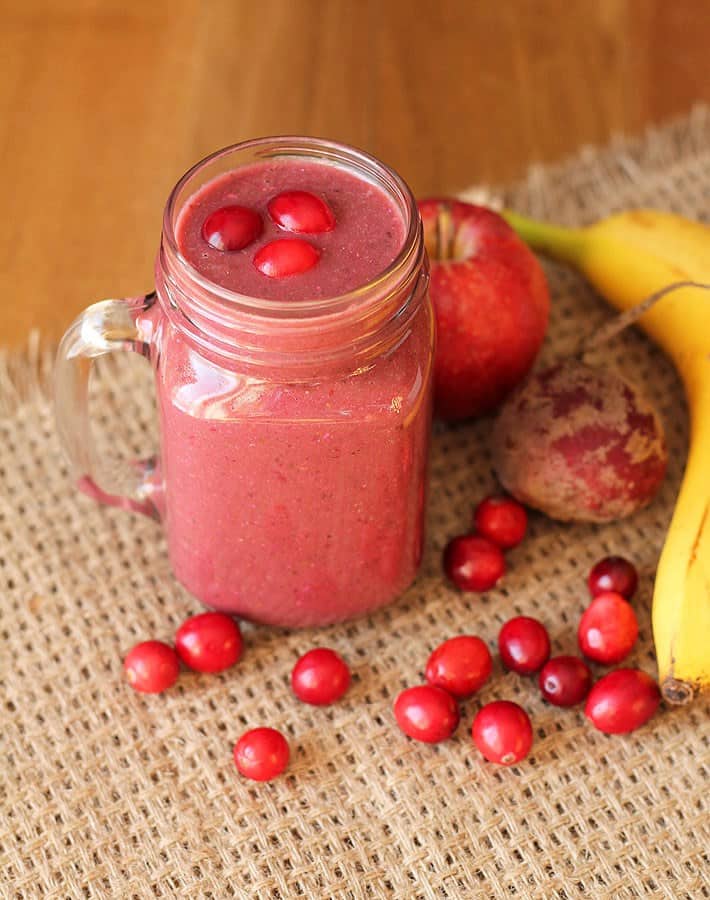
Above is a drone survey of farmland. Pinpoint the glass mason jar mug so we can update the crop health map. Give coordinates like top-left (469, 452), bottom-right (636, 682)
top-left (55, 137), bottom-right (434, 628)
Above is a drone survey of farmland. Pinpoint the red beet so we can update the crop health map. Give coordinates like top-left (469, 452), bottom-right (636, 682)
top-left (491, 359), bottom-right (668, 522)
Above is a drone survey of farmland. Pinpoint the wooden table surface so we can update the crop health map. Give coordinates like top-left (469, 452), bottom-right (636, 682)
top-left (2, 0), bottom-right (709, 347)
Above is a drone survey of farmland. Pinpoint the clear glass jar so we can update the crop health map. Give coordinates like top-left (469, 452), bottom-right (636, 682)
top-left (55, 137), bottom-right (434, 627)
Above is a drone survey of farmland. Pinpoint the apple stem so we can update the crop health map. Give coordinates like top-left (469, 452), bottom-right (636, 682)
top-left (435, 206), bottom-right (456, 261)
top-left (502, 210), bottom-right (586, 267)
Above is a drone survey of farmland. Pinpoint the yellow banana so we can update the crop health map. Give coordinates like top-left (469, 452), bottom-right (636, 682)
top-left (503, 208), bottom-right (710, 704)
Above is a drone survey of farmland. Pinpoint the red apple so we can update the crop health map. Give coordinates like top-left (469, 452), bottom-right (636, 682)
top-left (418, 198), bottom-right (550, 421)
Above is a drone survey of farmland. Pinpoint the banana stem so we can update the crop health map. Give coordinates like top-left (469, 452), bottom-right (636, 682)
top-left (502, 210), bottom-right (587, 267)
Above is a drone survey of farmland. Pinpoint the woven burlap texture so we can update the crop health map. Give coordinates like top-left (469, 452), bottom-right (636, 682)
top-left (2, 109), bottom-right (710, 900)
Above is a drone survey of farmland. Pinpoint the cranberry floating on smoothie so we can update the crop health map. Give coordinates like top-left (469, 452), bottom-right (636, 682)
top-left (253, 239), bottom-right (320, 277)
top-left (268, 190), bottom-right (336, 233)
top-left (201, 205), bottom-right (263, 251)
top-left (145, 143), bottom-right (435, 627)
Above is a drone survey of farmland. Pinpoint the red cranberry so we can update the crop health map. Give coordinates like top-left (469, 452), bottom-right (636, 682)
top-left (393, 685), bottom-right (459, 743)
top-left (254, 238), bottom-right (319, 277)
top-left (124, 640), bottom-right (179, 694)
top-left (578, 592), bottom-right (638, 665)
top-left (291, 648), bottom-right (350, 705)
top-left (201, 205), bottom-right (262, 251)
top-left (472, 700), bottom-right (533, 765)
top-left (268, 190), bottom-right (335, 234)
top-left (233, 727), bottom-right (290, 781)
top-left (498, 616), bottom-right (550, 675)
top-left (175, 612), bottom-right (243, 674)
top-left (425, 635), bottom-right (492, 698)
top-left (443, 535), bottom-right (505, 592)
top-left (538, 655), bottom-right (592, 707)
top-left (588, 556), bottom-right (638, 600)
top-left (585, 669), bottom-right (660, 734)
top-left (473, 495), bottom-right (527, 549)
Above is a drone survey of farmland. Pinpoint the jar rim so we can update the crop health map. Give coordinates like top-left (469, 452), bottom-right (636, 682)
top-left (161, 135), bottom-right (422, 320)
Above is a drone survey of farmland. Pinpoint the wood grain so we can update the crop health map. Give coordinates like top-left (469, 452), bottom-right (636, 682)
top-left (1, 0), bottom-right (709, 346)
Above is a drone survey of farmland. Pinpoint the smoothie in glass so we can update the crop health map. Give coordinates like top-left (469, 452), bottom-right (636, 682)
top-left (154, 147), bottom-right (433, 627)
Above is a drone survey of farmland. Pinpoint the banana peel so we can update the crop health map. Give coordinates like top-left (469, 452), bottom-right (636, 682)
top-left (503, 208), bottom-right (710, 704)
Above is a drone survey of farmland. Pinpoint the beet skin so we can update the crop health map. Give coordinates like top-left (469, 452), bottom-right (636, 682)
top-left (491, 360), bottom-right (668, 523)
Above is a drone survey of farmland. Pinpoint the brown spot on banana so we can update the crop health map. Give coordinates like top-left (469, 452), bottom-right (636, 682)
top-left (661, 677), bottom-right (696, 705)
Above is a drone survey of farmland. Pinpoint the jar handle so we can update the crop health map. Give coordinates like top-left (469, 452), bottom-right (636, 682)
top-left (54, 291), bottom-right (161, 519)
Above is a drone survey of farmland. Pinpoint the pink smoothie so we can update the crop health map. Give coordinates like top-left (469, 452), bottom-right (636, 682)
top-left (157, 157), bottom-right (433, 627)
top-left (177, 160), bottom-right (405, 300)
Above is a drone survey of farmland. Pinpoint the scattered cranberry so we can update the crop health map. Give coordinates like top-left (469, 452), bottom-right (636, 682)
top-left (233, 727), bottom-right (290, 781)
top-left (472, 700), bottom-right (533, 765)
top-left (201, 205), bottom-right (262, 251)
top-left (268, 190), bottom-right (335, 234)
top-left (253, 238), bottom-right (319, 277)
top-left (443, 535), bottom-right (505, 592)
top-left (175, 612), bottom-right (243, 674)
top-left (578, 592), bottom-right (638, 665)
top-left (588, 556), bottom-right (638, 600)
top-left (393, 685), bottom-right (459, 743)
top-left (473, 495), bottom-right (527, 549)
top-left (425, 635), bottom-right (492, 698)
top-left (585, 669), bottom-right (660, 734)
top-left (291, 648), bottom-right (350, 705)
top-left (124, 640), bottom-right (180, 694)
top-left (498, 616), bottom-right (550, 675)
top-left (538, 655), bottom-right (592, 707)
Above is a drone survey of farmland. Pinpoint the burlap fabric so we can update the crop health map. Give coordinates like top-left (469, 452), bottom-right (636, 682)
top-left (2, 109), bottom-right (710, 899)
